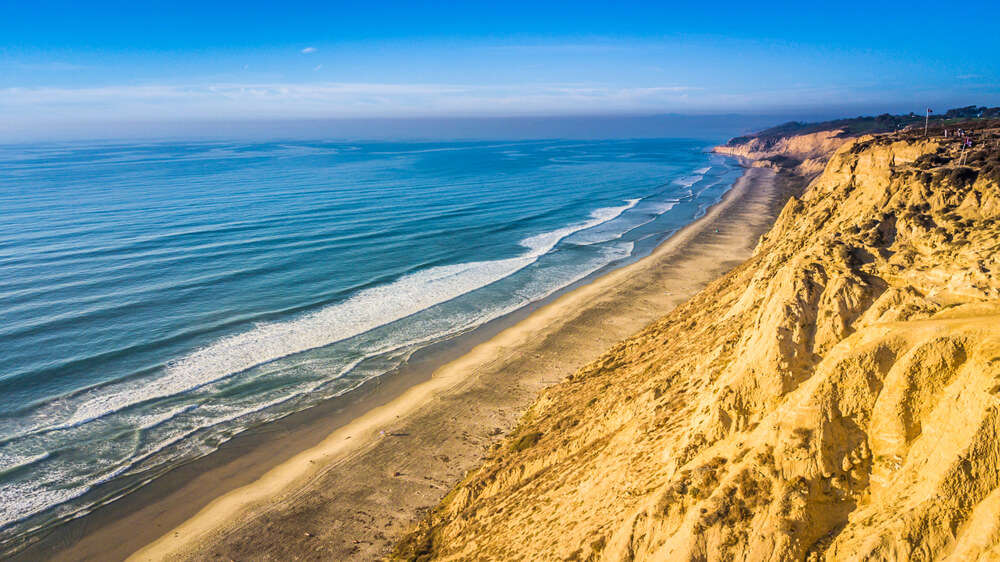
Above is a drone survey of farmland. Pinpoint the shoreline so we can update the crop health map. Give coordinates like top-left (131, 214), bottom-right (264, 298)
top-left (10, 249), bottom-right (607, 562)
top-left (19, 161), bottom-right (802, 562)
top-left (6, 158), bottom-right (733, 562)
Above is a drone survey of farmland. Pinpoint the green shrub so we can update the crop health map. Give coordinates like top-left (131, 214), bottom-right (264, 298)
top-left (982, 161), bottom-right (1000, 184)
top-left (914, 153), bottom-right (948, 169)
top-left (511, 432), bottom-right (543, 452)
top-left (948, 166), bottom-right (979, 188)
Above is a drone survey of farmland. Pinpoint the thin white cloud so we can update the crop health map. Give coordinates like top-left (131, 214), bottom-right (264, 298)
top-left (0, 82), bottom-right (707, 124)
top-left (314, 64), bottom-right (323, 71)
top-left (301, 47), bottom-right (317, 54)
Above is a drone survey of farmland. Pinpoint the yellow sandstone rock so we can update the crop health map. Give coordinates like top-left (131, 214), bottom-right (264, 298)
top-left (393, 129), bottom-right (1000, 561)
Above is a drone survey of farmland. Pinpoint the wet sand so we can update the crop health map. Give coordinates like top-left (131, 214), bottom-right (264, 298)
top-left (19, 165), bottom-right (802, 561)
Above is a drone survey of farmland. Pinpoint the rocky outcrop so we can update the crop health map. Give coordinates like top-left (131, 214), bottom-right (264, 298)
top-left (393, 129), bottom-right (1000, 561)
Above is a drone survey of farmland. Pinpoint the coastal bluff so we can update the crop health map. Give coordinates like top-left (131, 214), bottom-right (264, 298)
top-left (713, 128), bottom-right (850, 176)
top-left (393, 127), bottom-right (1000, 560)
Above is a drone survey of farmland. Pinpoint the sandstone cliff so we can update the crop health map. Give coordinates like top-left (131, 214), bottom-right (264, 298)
top-left (393, 128), bottom-right (1000, 561)
top-left (714, 129), bottom-right (851, 176)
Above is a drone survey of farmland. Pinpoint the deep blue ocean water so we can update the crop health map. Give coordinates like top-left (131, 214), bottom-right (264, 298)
top-left (0, 138), bottom-right (740, 545)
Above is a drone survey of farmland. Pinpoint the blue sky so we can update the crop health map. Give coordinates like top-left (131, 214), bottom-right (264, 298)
top-left (1, 0), bottom-right (998, 139)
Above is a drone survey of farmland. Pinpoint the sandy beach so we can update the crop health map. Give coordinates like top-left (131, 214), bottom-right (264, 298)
top-left (20, 164), bottom-right (801, 562)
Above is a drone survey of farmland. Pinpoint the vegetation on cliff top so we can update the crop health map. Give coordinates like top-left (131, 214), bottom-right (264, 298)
top-left (728, 106), bottom-right (1000, 146)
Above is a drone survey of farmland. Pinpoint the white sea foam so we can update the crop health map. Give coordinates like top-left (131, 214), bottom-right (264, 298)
top-left (0, 476), bottom-right (78, 531)
top-left (570, 199), bottom-right (675, 246)
top-left (694, 166), bottom-right (711, 174)
top-left (23, 199), bottom-right (639, 434)
top-left (132, 404), bottom-right (198, 432)
top-left (646, 200), bottom-right (678, 214)
top-left (674, 174), bottom-right (704, 188)
top-left (0, 451), bottom-right (50, 478)
top-left (0, 380), bottom-right (334, 531)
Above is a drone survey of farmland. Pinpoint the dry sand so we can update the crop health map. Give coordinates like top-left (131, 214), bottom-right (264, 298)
top-left (31, 165), bottom-right (801, 561)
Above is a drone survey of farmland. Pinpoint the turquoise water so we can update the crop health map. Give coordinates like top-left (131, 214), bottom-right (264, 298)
top-left (0, 138), bottom-right (740, 546)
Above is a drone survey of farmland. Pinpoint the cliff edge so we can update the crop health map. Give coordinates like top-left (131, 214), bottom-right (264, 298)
top-left (393, 126), bottom-right (1000, 561)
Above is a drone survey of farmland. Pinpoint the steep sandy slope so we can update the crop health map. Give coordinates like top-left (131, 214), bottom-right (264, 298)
top-left (392, 130), bottom-right (1000, 561)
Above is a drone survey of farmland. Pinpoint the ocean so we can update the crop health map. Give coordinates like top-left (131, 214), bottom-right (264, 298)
top-left (0, 137), bottom-right (741, 548)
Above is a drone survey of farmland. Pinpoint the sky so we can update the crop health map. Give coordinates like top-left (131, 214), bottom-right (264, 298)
top-left (1, 0), bottom-right (999, 140)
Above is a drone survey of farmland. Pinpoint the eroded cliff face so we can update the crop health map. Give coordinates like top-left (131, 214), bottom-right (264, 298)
top-left (714, 129), bottom-right (852, 176)
top-left (393, 131), bottom-right (1000, 561)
